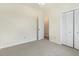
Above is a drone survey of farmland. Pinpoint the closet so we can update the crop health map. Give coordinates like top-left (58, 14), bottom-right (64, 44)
top-left (74, 9), bottom-right (79, 49)
top-left (62, 11), bottom-right (74, 48)
top-left (62, 9), bottom-right (79, 49)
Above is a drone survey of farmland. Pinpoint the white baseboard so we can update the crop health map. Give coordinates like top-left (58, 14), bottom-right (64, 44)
top-left (0, 39), bottom-right (36, 49)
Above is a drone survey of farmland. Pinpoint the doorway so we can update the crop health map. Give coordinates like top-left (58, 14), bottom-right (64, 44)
top-left (44, 16), bottom-right (49, 40)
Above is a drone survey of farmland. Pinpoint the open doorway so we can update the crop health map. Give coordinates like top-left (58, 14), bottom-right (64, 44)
top-left (44, 16), bottom-right (49, 40)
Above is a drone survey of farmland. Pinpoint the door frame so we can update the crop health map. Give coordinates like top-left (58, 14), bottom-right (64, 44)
top-left (37, 16), bottom-right (39, 40)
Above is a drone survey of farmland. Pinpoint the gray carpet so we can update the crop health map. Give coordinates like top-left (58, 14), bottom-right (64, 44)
top-left (0, 39), bottom-right (79, 56)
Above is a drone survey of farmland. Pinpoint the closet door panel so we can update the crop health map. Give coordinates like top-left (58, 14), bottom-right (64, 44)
top-left (74, 9), bottom-right (79, 49)
top-left (66, 11), bottom-right (73, 47)
top-left (62, 13), bottom-right (67, 45)
top-left (62, 11), bottom-right (73, 47)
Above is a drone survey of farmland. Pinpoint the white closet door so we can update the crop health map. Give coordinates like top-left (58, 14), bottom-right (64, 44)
top-left (62, 11), bottom-right (73, 47)
top-left (74, 9), bottom-right (79, 49)
top-left (62, 13), bottom-right (67, 45)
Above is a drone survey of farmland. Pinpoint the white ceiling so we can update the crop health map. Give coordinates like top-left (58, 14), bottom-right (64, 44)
top-left (19, 3), bottom-right (79, 13)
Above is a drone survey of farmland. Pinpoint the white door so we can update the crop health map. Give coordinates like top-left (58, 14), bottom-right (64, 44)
top-left (62, 13), bottom-right (67, 45)
top-left (37, 16), bottom-right (44, 40)
top-left (62, 11), bottom-right (73, 47)
top-left (74, 9), bottom-right (79, 49)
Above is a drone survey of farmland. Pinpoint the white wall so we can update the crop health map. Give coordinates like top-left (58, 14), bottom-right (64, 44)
top-left (0, 4), bottom-right (44, 49)
top-left (44, 3), bottom-right (79, 44)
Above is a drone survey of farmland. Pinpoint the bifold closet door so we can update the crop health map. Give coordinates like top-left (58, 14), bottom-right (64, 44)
top-left (74, 9), bottom-right (79, 49)
top-left (62, 11), bottom-right (73, 47)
